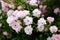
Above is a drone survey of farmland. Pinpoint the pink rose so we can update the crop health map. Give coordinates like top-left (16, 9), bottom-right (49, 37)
top-left (39, 5), bottom-right (46, 10)
top-left (17, 6), bottom-right (23, 10)
top-left (51, 34), bottom-right (60, 40)
top-left (39, 5), bottom-right (44, 9)
top-left (2, 7), bottom-right (9, 12)
top-left (1, 1), bottom-right (8, 8)
top-left (39, 5), bottom-right (47, 13)
top-left (50, 26), bottom-right (58, 33)
top-left (47, 17), bottom-right (54, 23)
top-left (54, 8), bottom-right (60, 14)
top-left (47, 34), bottom-right (60, 40)
top-left (3, 31), bottom-right (8, 36)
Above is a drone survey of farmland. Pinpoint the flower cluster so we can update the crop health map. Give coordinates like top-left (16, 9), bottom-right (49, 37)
top-left (6, 9), bottom-right (58, 35)
top-left (0, 0), bottom-right (59, 35)
top-left (1, 1), bottom-right (15, 12)
top-left (0, 0), bottom-right (60, 40)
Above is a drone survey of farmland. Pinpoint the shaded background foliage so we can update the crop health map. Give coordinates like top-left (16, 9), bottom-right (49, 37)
top-left (0, 0), bottom-right (60, 40)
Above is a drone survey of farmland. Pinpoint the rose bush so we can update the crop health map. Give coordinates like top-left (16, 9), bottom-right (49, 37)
top-left (0, 0), bottom-right (60, 40)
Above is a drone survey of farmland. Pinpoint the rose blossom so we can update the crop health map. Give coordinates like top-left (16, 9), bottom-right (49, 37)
top-left (9, 20), bottom-right (22, 33)
top-left (47, 34), bottom-right (60, 40)
top-left (51, 34), bottom-right (60, 40)
top-left (23, 16), bottom-right (33, 25)
top-left (24, 25), bottom-right (33, 35)
top-left (2, 7), bottom-right (9, 12)
top-left (47, 17), bottom-right (54, 23)
top-left (33, 9), bottom-right (41, 17)
top-left (37, 24), bottom-right (44, 32)
top-left (3, 31), bottom-right (8, 36)
top-left (39, 5), bottom-right (44, 9)
top-left (1, 1), bottom-right (8, 8)
top-left (39, 5), bottom-right (46, 10)
top-left (39, 5), bottom-right (47, 13)
top-left (17, 10), bottom-right (30, 18)
top-left (7, 10), bottom-right (14, 17)
top-left (1, 1), bottom-right (9, 12)
top-left (49, 26), bottom-right (58, 33)
top-left (29, 0), bottom-right (38, 6)
top-left (47, 37), bottom-right (52, 40)
top-left (12, 10), bottom-right (19, 19)
top-left (37, 18), bottom-right (46, 25)
top-left (54, 8), bottom-right (60, 14)
top-left (7, 10), bottom-right (19, 19)
top-left (6, 16), bottom-right (17, 24)
top-left (17, 6), bottom-right (23, 10)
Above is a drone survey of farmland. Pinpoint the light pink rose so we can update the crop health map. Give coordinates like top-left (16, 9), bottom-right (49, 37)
top-left (33, 9), bottom-right (41, 17)
top-left (6, 16), bottom-right (17, 24)
top-left (7, 10), bottom-right (14, 17)
top-left (39, 5), bottom-right (47, 13)
top-left (51, 34), bottom-right (60, 40)
top-left (39, 5), bottom-right (44, 9)
top-left (9, 20), bottom-right (22, 33)
top-left (2, 7), bottom-right (9, 12)
top-left (47, 17), bottom-right (54, 23)
top-left (37, 24), bottom-right (44, 32)
top-left (1, 1), bottom-right (9, 12)
top-left (3, 31), bottom-right (8, 36)
top-left (17, 6), bottom-right (23, 10)
top-left (47, 37), bottom-right (52, 40)
top-left (54, 8), bottom-right (60, 14)
top-left (1, 1), bottom-right (8, 8)
top-left (24, 25), bottom-right (33, 35)
top-left (39, 5), bottom-right (46, 10)
top-left (47, 34), bottom-right (60, 40)
top-left (50, 26), bottom-right (58, 33)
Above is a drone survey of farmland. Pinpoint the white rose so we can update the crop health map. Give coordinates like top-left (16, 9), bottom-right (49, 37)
top-left (33, 9), bottom-right (41, 17)
top-left (17, 10), bottom-right (30, 18)
top-left (6, 16), bottom-right (17, 24)
top-left (37, 18), bottom-right (46, 25)
top-left (7, 10), bottom-right (14, 17)
top-left (29, 0), bottom-right (38, 6)
top-left (24, 25), bottom-right (33, 35)
top-left (23, 16), bottom-right (33, 25)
